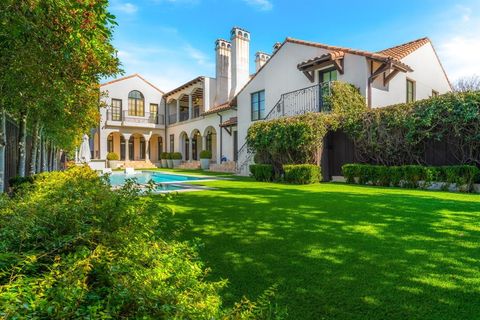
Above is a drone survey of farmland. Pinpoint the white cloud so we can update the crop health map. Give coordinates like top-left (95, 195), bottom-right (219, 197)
top-left (242, 0), bottom-right (273, 11)
top-left (112, 2), bottom-right (138, 14)
top-left (434, 4), bottom-right (480, 82)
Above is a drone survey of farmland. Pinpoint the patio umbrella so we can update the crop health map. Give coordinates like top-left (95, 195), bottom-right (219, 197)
top-left (78, 134), bottom-right (91, 163)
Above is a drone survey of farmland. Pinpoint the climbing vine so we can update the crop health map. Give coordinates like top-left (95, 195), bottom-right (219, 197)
top-left (247, 82), bottom-right (366, 173)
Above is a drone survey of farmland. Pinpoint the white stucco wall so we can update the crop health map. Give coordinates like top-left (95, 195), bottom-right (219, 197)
top-left (166, 109), bottom-right (237, 163)
top-left (236, 42), bottom-right (370, 152)
top-left (371, 42), bottom-right (451, 108)
top-left (98, 75), bottom-right (165, 159)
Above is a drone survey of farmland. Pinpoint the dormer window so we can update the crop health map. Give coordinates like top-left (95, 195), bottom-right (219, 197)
top-left (128, 90), bottom-right (144, 117)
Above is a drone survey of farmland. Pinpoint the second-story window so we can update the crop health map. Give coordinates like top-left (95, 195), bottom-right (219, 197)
top-left (111, 99), bottom-right (122, 121)
top-left (407, 79), bottom-right (416, 103)
top-left (150, 103), bottom-right (158, 123)
top-left (251, 90), bottom-right (265, 121)
top-left (128, 90), bottom-right (145, 117)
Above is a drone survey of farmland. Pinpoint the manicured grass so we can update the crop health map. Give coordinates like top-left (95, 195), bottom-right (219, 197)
top-left (154, 172), bottom-right (480, 319)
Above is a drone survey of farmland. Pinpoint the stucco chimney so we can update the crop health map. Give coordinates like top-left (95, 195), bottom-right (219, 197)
top-left (273, 42), bottom-right (282, 52)
top-left (230, 27), bottom-right (250, 99)
top-left (215, 39), bottom-right (231, 106)
top-left (255, 52), bottom-right (270, 72)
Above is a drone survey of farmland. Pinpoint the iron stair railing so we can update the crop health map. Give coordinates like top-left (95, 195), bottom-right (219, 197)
top-left (236, 82), bottom-right (334, 174)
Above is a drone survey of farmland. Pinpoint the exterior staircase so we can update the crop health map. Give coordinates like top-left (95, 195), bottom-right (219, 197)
top-left (236, 82), bottom-right (333, 175)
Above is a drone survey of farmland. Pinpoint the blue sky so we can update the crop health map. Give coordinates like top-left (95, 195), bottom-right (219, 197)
top-left (108, 0), bottom-right (480, 91)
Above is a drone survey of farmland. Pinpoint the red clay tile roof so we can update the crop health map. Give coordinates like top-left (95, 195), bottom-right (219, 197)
top-left (201, 102), bottom-right (232, 116)
top-left (219, 116), bottom-right (238, 127)
top-left (378, 37), bottom-right (430, 60)
top-left (100, 74), bottom-right (164, 94)
top-left (289, 38), bottom-right (413, 72)
top-left (297, 51), bottom-right (345, 69)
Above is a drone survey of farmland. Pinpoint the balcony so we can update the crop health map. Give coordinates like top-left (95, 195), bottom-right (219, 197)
top-left (264, 81), bottom-right (333, 121)
top-left (106, 110), bottom-right (165, 127)
top-left (168, 114), bottom-right (177, 124)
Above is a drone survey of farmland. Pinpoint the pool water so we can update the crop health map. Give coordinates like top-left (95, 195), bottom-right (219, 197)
top-left (108, 171), bottom-right (206, 188)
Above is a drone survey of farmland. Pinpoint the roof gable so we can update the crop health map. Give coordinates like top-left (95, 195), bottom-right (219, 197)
top-left (378, 37), bottom-right (430, 60)
top-left (100, 74), bottom-right (164, 94)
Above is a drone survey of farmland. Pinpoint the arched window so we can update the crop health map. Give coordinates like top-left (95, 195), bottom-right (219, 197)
top-left (128, 90), bottom-right (144, 117)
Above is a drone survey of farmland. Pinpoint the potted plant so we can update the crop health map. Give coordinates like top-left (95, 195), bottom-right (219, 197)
top-left (167, 153), bottom-right (174, 169)
top-left (106, 152), bottom-right (121, 169)
top-left (199, 150), bottom-right (212, 170)
top-left (172, 152), bottom-right (182, 167)
top-left (160, 152), bottom-right (169, 168)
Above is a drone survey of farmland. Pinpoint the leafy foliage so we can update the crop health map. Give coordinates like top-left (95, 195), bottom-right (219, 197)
top-left (200, 150), bottom-right (213, 159)
top-left (344, 91), bottom-right (480, 166)
top-left (106, 152), bottom-right (119, 160)
top-left (171, 152), bottom-right (182, 160)
top-left (247, 82), bottom-right (365, 175)
top-left (0, 166), bottom-right (283, 319)
top-left (161, 152), bottom-right (170, 159)
top-left (342, 164), bottom-right (479, 191)
top-left (283, 164), bottom-right (321, 184)
top-left (249, 164), bottom-right (274, 182)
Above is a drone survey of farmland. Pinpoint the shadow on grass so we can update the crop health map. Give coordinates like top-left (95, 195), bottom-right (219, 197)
top-left (160, 181), bottom-right (480, 320)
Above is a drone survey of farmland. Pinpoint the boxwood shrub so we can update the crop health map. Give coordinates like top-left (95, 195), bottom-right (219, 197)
top-left (342, 163), bottom-right (479, 192)
top-left (283, 164), bottom-right (320, 184)
top-left (171, 152), bottom-right (182, 160)
top-left (249, 164), bottom-right (274, 182)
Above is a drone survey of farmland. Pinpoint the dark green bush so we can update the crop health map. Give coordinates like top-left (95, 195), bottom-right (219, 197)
top-left (283, 164), bottom-right (320, 184)
top-left (0, 166), bottom-right (284, 318)
top-left (8, 175), bottom-right (35, 193)
top-left (200, 150), bottom-right (212, 159)
top-left (171, 152), bottom-right (182, 160)
top-left (250, 164), bottom-right (274, 182)
top-left (342, 164), bottom-right (479, 192)
top-left (160, 152), bottom-right (170, 159)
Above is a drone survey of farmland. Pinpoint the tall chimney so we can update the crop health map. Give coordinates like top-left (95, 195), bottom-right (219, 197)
top-left (230, 27), bottom-right (250, 99)
top-left (255, 52), bottom-right (270, 72)
top-left (215, 39), bottom-right (231, 106)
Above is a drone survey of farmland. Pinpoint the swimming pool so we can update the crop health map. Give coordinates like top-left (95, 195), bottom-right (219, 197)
top-left (108, 171), bottom-right (207, 189)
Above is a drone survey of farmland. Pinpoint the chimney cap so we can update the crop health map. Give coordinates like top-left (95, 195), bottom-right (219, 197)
top-left (215, 39), bottom-right (231, 49)
top-left (231, 26), bottom-right (250, 40)
top-left (255, 51), bottom-right (271, 59)
top-left (273, 42), bottom-right (282, 51)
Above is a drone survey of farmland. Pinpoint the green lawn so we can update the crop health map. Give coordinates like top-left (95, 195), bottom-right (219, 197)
top-left (154, 170), bottom-right (480, 319)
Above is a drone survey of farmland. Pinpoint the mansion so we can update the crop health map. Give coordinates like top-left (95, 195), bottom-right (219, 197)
top-left (92, 27), bottom-right (451, 174)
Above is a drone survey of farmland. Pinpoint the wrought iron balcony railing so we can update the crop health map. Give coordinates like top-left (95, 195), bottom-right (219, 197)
top-left (106, 111), bottom-right (165, 125)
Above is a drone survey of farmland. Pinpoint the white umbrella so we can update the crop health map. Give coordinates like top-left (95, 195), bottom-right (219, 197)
top-left (78, 134), bottom-right (91, 163)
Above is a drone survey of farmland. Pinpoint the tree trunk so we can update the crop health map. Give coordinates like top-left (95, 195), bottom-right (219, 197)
top-left (17, 111), bottom-right (27, 177)
top-left (0, 108), bottom-right (6, 192)
top-left (36, 128), bottom-right (42, 173)
top-left (42, 136), bottom-right (47, 172)
top-left (29, 120), bottom-right (40, 175)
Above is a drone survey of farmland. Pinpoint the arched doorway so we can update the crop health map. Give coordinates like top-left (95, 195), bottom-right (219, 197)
top-left (190, 129), bottom-right (202, 160)
top-left (203, 126), bottom-right (217, 162)
top-left (179, 131), bottom-right (189, 161)
top-left (149, 134), bottom-right (163, 162)
top-left (129, 134), bottom-right (145, 160)
top-left (107, 132), bottom-right (124, 160)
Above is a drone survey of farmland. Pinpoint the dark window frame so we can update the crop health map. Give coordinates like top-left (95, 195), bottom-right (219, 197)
top-left (251, 90), bottom-right (265, 121)
top-left (128, 90), bottom-right (145, 117)
top-left (169, 134), bottom-right (174, 153)
top-left (407, 79), bottom-right (416, 103)
top-left (111, 99), bottom-right (122, 121)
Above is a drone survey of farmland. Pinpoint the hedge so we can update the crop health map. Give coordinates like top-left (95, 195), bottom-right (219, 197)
top-left (171, 152), bottom-right (182, 160)
top-left (160, 152), bottom-right (170, 160)
top-left (106, 152), bottom-right (119, 160)
top-left (283, 164), bottom-right (321, 184)
top-left (342, 164), bottom-right (479, 192)
top-left (249, 164), bottom-right (274, 182)
top-left (200, 150), bottom-right (212, 159)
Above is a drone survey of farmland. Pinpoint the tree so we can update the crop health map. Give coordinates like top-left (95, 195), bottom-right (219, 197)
top-left (0, 0), bottom-right (121, 179)
top-left (453, 75), bottom-right (480, 92)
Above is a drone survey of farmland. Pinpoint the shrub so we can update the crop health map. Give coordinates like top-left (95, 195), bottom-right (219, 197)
top-left (171, 152), bottom-right (182, 160)
top-left (200, 150), bottom-right (212, 159)
top-left (0, 166), bottom-right (284, 318)
top-left (342, 163), bottom-right (479, 192)
top-left (283, 164), bottom-right (320, 184)
top-left (8, 175), bottom-right (35, 192)
top-left (250, 164), bottom-right (274, 182)
top-left (160, 152), bottom-right (170, 160)
top-left (106, 152), bottom-right (119, 160)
